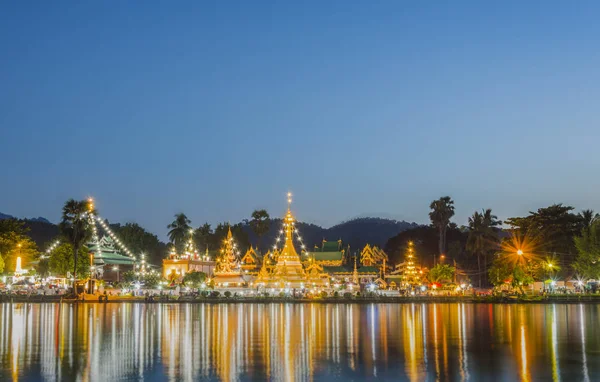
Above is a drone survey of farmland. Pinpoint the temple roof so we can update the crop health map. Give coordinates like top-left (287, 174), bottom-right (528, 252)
top-left (93, 251), bottom-right (135, 266)
top-left (311, 251), bottom-right (343, 261)
top-left (89, 235), bottom-right (135, 265)
top-left (323, 265), bottom-right (379, 275)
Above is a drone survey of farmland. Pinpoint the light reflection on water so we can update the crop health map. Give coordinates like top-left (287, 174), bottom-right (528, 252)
top-left (0, 303), bottom-right (599, 381)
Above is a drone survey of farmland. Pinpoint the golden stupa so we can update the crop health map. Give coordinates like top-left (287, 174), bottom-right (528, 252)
top-left (256, 193), bottom-right (328, 289)
top-left (213, 226), bottom-right (246, 286)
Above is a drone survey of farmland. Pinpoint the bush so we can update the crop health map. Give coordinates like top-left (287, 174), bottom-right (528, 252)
top-left (333, 291), bottom-right (339, 298)
top-left (343, 292), bottom-right (352, 299)
top-left (210, 291), bottom-right (220, 298)
top-left (224, 291), bottom-right (232, 298)
top-left (201, 290), bottom-right (209, 298)
top-left (320, 291), bottom-right (328, 298)
top-left (279, 291), bottom-right (285, 298)
top-left (356, 292), bottom-right (361, 297)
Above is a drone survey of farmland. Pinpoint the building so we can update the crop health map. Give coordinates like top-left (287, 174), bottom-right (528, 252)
top-left (162, 247), bottom-right (216, 281)
top-left (213, 227), bottom-right (246, 287)
top-left (88, 236), bottom-right (136, 282)
top-left (307, 240), bottom-right (346, 266)
top-left (255, 194), bottom-right (329, 288)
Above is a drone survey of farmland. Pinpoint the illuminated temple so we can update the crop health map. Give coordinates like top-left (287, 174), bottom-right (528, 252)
top-left (255, 194), bottom-right (328, 288)
top-left (213, 227), bottom-right (246, 287)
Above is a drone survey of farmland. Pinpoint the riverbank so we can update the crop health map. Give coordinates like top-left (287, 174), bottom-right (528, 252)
top-left (2, 294), bottom-right (600, 304)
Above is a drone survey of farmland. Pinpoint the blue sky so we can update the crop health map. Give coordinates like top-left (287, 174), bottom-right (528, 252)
top-left (2, 1), bottom-right (600, 239)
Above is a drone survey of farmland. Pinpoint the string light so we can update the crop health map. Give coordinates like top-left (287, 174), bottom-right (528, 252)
top-left (270, 192), bottom-right (310, 258)
top-left (40, 240), bottom-right (60, 259)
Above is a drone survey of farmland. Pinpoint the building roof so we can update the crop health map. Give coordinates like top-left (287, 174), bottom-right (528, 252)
top-left (311, 252), bottom-right (343, 261)
top-left (89, 236), bottom-right (136, 266)
top-left (322, 265), bottom-right (379, 275)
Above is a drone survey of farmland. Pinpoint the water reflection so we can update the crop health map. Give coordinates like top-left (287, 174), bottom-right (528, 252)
top-left (0, 303), bottom-right (599, 381)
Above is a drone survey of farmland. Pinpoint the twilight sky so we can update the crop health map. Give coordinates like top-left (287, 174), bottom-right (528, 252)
top-left (2, 1), bottom-right (600, 239)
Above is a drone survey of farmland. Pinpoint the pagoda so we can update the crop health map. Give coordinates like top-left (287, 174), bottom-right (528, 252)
top-left (213, 226), bottom-right (246, 286)
top-left (269, 194), bottom-right (307, 288)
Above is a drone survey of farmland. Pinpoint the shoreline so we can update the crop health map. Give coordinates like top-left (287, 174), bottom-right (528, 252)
top-left (2, 295), bottom-right (600, 304)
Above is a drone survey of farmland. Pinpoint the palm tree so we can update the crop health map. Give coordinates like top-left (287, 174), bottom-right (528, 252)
top-left (250, 209), bottom-right (270, 252)
top-left (466, 208), bottom-right (501, 288)
top-left (579, 209), bottom-right (599, 233)
top-left (167, 213), bottom-right (191, 253)
top-left (59, 199), bottom-right (95, 292)
top-left (429, 196), bottom-right (455, 258)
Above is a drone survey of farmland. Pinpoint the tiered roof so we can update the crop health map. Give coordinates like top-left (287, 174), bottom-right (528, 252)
top-left (88, 236), bottom-right (136, 266)
top-left (308, 239), bottom-right (345, 265)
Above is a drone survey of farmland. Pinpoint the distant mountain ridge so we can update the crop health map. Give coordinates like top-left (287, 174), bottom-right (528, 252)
top-left (2, 210), bottom-right (418, 257)
top-left (242, 216), bottom-right (419, 254)
top-left (0, 212), bottom-right (51, 224)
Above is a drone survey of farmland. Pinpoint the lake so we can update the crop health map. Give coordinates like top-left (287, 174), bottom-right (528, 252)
top-left (0, 302), bottom-right (598, 381)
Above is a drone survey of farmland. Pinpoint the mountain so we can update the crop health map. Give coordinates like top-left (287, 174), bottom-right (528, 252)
top-left (243, 217), bottom-right (418, 254)
top-left (0, 212), bottom-right (59, 247)
top-left (0, 212), bottom-right (15, 220)
top-left (2, 210), bottom-right (417, 259)
top-left (29, 217), bottom-right (51, 224)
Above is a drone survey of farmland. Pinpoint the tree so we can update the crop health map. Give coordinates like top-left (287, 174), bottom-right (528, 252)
top-left (193, 223), bottom-right (213, 251)
top-left (427, 264), bottom-right (455, 283)
top-left (573, 220), bottom-right (600, 280)
top-left (48, 243), bottom-right (89, 278)
top-left (579, 209), bottom-right (599, 233)
top-left (0, 254), bottom-right (4, 274)
top-left (36, 258), bottom-right (50, 278)
top-left (488, 256), bottom-right (513, 287)
top-left (487, 255), bottom-right (534, 295)
top-left (466, 209), bottom-right (501, 288)
top-left (167, 213), bottom-right (192, 253)
top-left (182, 271), bottom-right (207, 287)
top-left (505, 204), bottom-right (583, 257)
top-left (110, 222), bottom-right (165, 266)
top-left (59, 199), bottom-right (95, 290)
top-left (250, 209), bottom-right (270, 252)
top-left (0, 234), bottom-right (38, 273)
top-left (429, 196), bottom-right (455, 257)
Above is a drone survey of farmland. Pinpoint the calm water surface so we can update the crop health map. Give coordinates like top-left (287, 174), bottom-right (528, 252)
top-left (0, 302), bottom-right (599, 381)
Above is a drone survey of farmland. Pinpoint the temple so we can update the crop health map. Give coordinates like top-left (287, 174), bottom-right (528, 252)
top-left (88, 235), bottom-right (136, 281)
top-left (162, 240), bottom-right (216, 281)
top-left (255, 193), bottom-right (328, 289)
top-left (213, 227), bottom-right (246, 287)
top-left (308, 240), bottom-right (346, 266)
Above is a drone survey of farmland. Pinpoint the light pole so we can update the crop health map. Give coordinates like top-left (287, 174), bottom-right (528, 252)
top-left (113, 266), bottom-right (120, 283)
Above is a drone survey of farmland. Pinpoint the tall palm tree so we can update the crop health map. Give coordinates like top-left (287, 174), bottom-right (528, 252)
top-left (466, 208), bottom-right (501, 288)
top-left (250, 209), bottom-right (270, 252)
top-left (579, 209), bottom-right (599, 233)
top-left (167, 213), bottom-right (191, 253)
top-left (429, 196), bottom-right (455, 257)
top-left (59, 199), bottom-right (95, 292)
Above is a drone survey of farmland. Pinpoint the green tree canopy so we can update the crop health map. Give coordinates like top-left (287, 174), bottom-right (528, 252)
top-left (505, 204), bottom-right (583, 256)
top-left (466, 208), bottom-right (501, 288)
top-left (427, 264), bottom-right (455, 283)
top-left (167, 213), bottom-right (192, 253)
top-left (60, 198), bottom-right (95, 288)
top-left (109, 222), bottom-right (166, 266)
top-left (182, 271), bottom-right (207, 287)
top-left (48, 243), bottom-right (90, 278)
top-left (429, 196), bottom-right (455, 256)
top-left (573, 220), bottom-right (600, 280)
top-left (250, 209), bottom-right (270, 252)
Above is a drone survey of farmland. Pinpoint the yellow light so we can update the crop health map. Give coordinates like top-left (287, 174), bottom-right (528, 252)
top-left (517, 249), bottom-right (523, 256)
